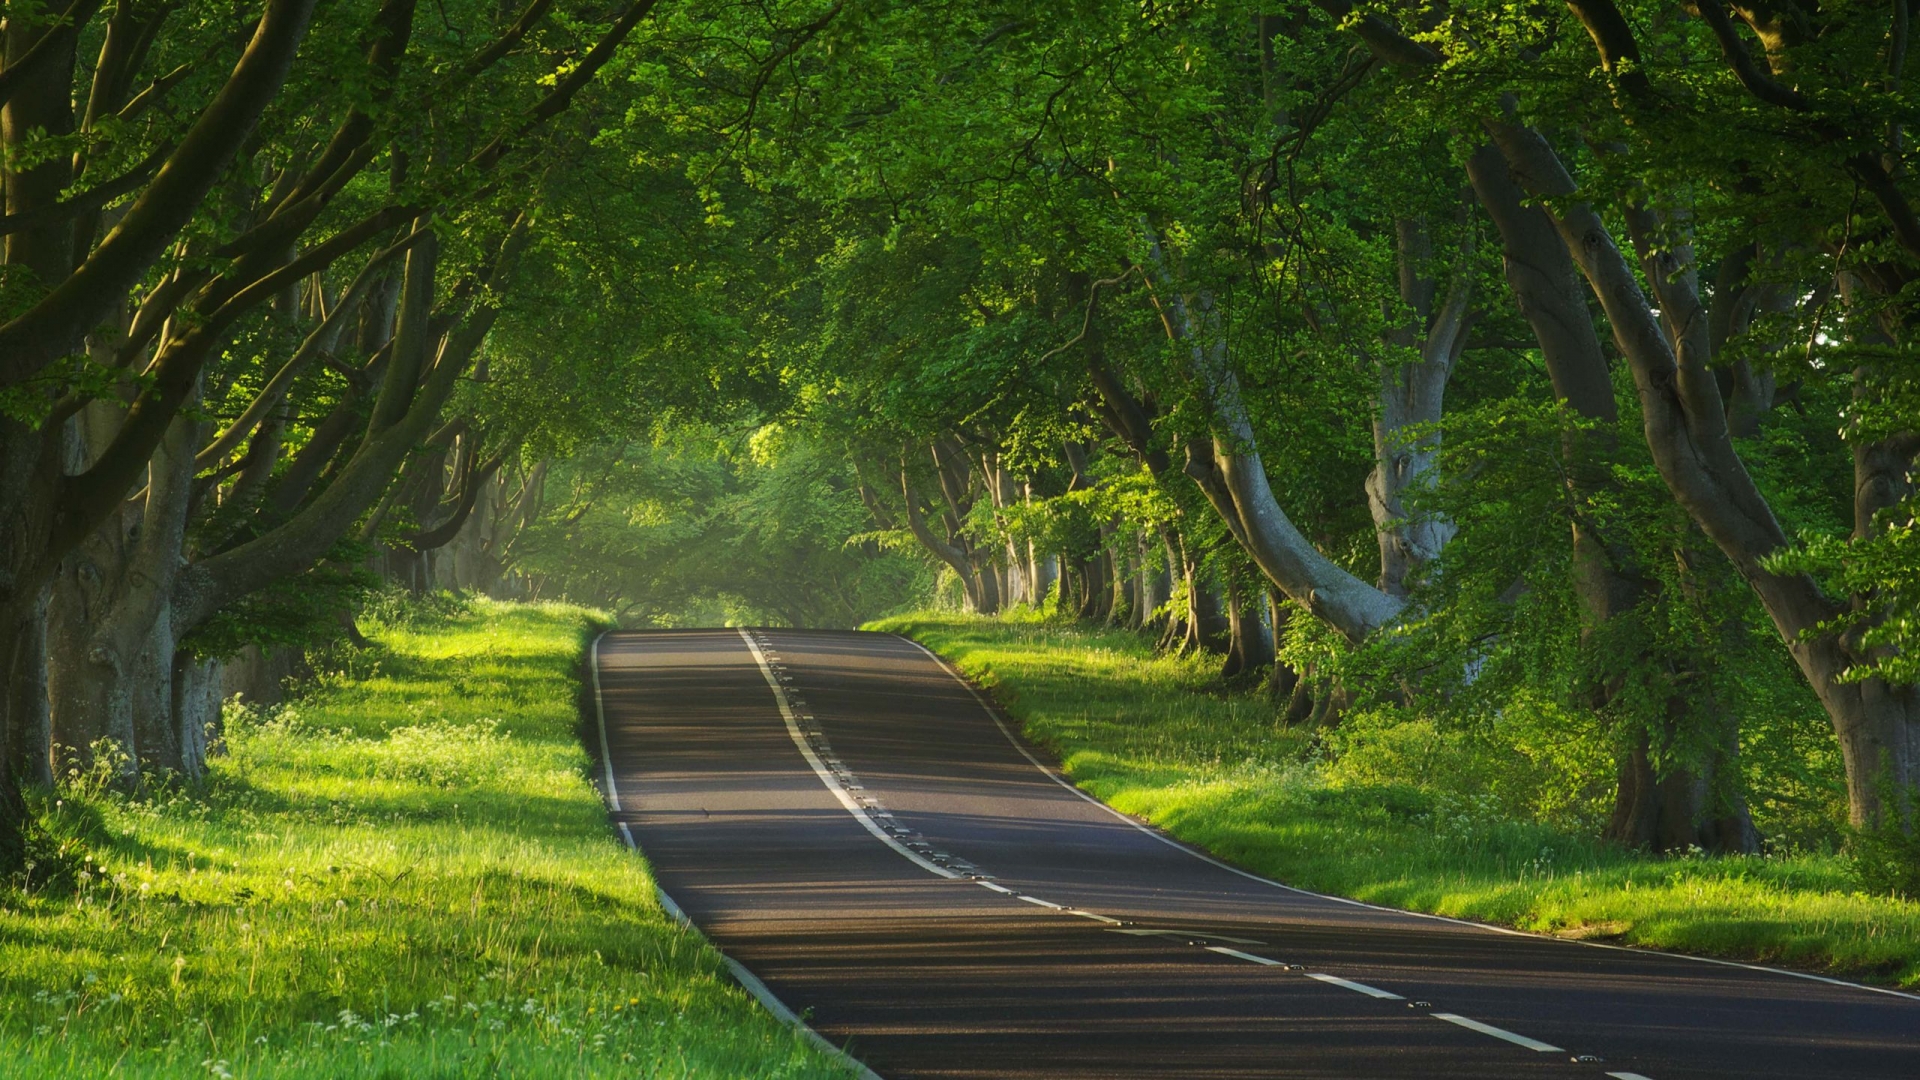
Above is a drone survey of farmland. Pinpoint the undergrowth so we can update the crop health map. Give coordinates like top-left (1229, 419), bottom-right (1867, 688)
top-left (0, 597), bottom-right (853, 1079)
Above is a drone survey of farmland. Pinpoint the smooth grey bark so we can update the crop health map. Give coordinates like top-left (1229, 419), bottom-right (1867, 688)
top-left (1132, 225), bottom-right (1402, 641)
top-left (424, 458), bottom-right (540, 596)
top-left (980, 450), bottom-right (1029, 606)
top-left (1022, 479), bottom-right (1058, 607)
top-left (1223, 572), bottom-right (1275, 679)
top-left (1177, 288), bottom-right (1405, 641)
top-left (1488, 118), bottom-right (1917, 830)
top-left (72, 220), bottom-right (521, 787)
top-left (900, 459), bottom-right (985, 613)
top-left (931, 439), bottom-right (1000, 614)
top-left (48, 395), bottom-right (205, 780)
top-left (1469, 133), bottom-right (1759, 852)
top-left (1156, 531), bottom-right (1189, 650)
top-left (1366, 215), bottom-right (1473, 597)
top-left (6, 587), bottom-right (53, 790)
top-left (1182, 547), bottom-right (1231, 656)
top-left (1707, 242), bottom-right (1797, 439)
top-left (1134, 530), bottom-right (1170, 633)
top-left (1267, 590), bottom-right (1301, 702)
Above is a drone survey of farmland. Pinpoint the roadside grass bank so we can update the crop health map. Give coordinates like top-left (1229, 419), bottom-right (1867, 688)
top-left (0, 598), bottom-right (855, 1079)
top-left (869, 611), bottom-right (1920, 990)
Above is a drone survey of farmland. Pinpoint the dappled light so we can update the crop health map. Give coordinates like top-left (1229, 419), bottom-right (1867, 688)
top-left (1, 0), bottom-right (1918, 1074)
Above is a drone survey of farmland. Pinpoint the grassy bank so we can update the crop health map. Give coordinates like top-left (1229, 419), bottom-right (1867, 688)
top-left (869, 612), bottom-right (1920, 990)
top-left (0, 598), bottom-right (853, 1079)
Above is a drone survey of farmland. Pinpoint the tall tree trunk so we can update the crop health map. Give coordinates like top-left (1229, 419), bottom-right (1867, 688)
top-left (48, 396), bottom-right (201, 781)
top-left (169, 653), bottom-right (223, 778)
top-left (6, 588), bottom-right (54, 790)
top-left (1223, 573), bottom-right (1274, 679)
top-left (1267, 590), bottom-right (1300, 702)
top-left (1488, 118), bottom-right (1919, 829)
top-left (1075, 552), bottom-right (1106, 621)
top-left (1156, 532), bottom-right (1187, 650)
top-left (1153, 266), bottom-right (1403, 640)
top-left (1366, 216), bottom-right (1472, 597)
top-left (1137, 531), bottom-right (1170, 633)
top-left (0, 610), bottom-right (37, 872)
top-left (1184, 546), bottom-right (1230, 655)
top-left (1468, 135), bottom-right (1759, 851)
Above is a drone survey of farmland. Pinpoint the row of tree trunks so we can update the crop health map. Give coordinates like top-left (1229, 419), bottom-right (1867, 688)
top-left (1464, 135), bottom-right (1761, 852)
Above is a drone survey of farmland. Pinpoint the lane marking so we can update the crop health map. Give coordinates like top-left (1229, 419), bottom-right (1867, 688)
top-left (1573, 937), bottom-right (1920, 1003)
top-left (897, 635), bottom-right (1374, 908)
top-left (609, 629), bottom-right (1660, 1080)
top-left (1206, 946), bottom-right (1285, 966)
top-left (591, 630), bottom-right (621, 813)
top-left (589, 632), bottom-right (883, 1080)
top-left (894, 633), bottom-right (1920, 1006)
top-left (739, 628), bottom-right (962, 881)
top-left (1306, 973), bottom-right (1405, 1000)
top-left (1116, 928), bottom-right (1266, 945)
top-left (1430, 1013), bottom-right (1562, 1052)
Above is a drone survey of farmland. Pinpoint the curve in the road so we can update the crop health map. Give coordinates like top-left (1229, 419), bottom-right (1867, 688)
top-left (591, 627), bottom-right (1920, 1080)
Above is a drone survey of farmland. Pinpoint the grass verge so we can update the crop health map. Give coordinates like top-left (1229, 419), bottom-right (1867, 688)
top-left (868, 611), bottom-right (1920, 990)
top-left (1, 597), bottom-right (856, 1079)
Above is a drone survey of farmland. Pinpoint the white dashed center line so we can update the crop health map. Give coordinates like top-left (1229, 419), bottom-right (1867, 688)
top-left (1431, 1012), bottom-right (1563, 1052)
top-left (1306, 973), bottom-right (1405, 1000)
top-left (735, 630), bottom-right (1653, 1079)
top-left (1205, 946), bottom-right (1286, 966)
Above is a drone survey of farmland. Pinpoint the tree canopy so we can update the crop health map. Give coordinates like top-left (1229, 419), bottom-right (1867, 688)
top-left (1, 0), bottom-right (1916, 872)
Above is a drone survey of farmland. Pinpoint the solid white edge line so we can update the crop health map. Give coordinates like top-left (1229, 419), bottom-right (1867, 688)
top-left (1606, 1073), bottom-right (1658, 1080)
top-left (739, 628), bottom-right (960, 881)
top-left (1305, 973), bottom-right (1405, 1000)
top-left (894, 634), bottom-right (1371, 909)
top-left (1569, 936), bottom-right (1920, 1002)
top-left (892, 632), bottom-right (1920, 1005)
top-left (1205, 946), bottom-right (1284, 966)
top-left (592, 631), bottom-right (885, 1080)
top-left (591, 631), bottom-right (620, 813)
top-left (1430, 1013), bottom-right (1563, 1052)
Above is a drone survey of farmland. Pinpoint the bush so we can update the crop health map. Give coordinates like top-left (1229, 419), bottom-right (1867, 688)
top-left (1848, 822), bottom-right (1920, 898)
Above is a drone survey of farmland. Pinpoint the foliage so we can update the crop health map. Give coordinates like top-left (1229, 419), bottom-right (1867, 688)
top-left (1770, 497), bottom-right (1920, 686)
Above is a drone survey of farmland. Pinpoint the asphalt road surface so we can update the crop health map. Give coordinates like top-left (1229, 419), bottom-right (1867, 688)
top-left (591, 627), bottom-right (1920, 1080)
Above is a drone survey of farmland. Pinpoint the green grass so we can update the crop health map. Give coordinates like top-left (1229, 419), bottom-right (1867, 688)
top-left (0, 598), bottom-right (857, 1079)
top-left (868, 611), bottom-right (1920, 990)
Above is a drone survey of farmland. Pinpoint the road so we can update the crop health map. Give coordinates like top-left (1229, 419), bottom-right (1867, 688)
top-left (591, 627), bottom-right (1920, 1080)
